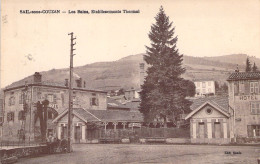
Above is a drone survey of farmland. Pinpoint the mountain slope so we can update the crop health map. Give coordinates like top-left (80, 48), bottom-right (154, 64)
top-left (5, 53), bottom-right (256, 91)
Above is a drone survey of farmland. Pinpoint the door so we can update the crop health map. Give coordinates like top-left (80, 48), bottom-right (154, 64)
top-left (61, 126), bottom-right (67, 139)
top-left (215, 122), bottom-right (221, 138)
top-left (199, 123), bottom-right (205, 139)
top-left (74, 126), bottom-right (81, 143)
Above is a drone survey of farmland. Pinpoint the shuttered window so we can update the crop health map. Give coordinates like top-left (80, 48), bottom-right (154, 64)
top-left (251, 102), bottom-right (260, 114)
top-left (250, 82), bottom-right (259, 94)
top-left (7, 112), bottom-right (15, 122)
top-left (247, 125), bottom-right (260, 137)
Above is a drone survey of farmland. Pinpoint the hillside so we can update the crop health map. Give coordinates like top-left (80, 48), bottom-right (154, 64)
top-left (4, 53), bottom-right (259, 91)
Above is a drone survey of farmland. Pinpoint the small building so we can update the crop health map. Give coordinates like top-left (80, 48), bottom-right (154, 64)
top-left (194, 80), bottom-right (215, 97)
top-left (185, 96), bottom-right (230, 144)
top-left (107, 98), bottom-right (130, 111)
top-left (52, 108), bottom-right (143, 143)
top-left (227, 72), bottom-right (260, 141)
top-left (124, 89), bottom-right (140, 101)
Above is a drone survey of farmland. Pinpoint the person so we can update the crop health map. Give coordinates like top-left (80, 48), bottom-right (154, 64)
top-left (47, 133), bottom-right (55, 153)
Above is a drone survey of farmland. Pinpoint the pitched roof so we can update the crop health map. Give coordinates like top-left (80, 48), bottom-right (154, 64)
top-left (52, 108), bottom-right (101, 123)
top-left (88, 110), bottom-right (143, 122)
top-left (4, 72), bottom-right (106, 93)
top-left (189, 96), bottom-right (229, 113)
top-left (53, 108), bottom-right (143, 123)
top-left (227, 72), bottom-right (260, 81)
top-left (185, 100), bottom-right (230, 120)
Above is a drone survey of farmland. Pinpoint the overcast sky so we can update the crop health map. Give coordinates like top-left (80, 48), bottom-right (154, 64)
top-left (1, 0), bottom-right (260, 87)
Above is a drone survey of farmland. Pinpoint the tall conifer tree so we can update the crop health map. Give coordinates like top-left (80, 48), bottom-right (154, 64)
top-left (245, 57), bottom-right (252, 72)
top-left (139, 6), bottom-right (192, 126)
top-left (252, 62), bottom-right (258, 72)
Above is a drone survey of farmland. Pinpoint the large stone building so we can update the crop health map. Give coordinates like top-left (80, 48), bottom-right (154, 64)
top-left (227, 72), bottom-right (260, 141)
top-left (2, 72), bottom-right (107, 142)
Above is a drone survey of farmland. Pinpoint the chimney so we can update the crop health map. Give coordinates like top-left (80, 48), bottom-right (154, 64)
top-left (75, 78), bottom-right (82, 88)
top-left (65, 79), bottom-right (69, 87)
top-left (33, 72), bottom-right (42, 84)
top-left (139, 63), bottom-right (145, 87)
top-left (235, 64), bottom-right (239, 72)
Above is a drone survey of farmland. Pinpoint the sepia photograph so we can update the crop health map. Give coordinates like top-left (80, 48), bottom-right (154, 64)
top-left (0, 0), bottom-right (260, 163)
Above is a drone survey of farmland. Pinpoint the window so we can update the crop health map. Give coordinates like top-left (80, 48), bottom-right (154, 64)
top-left (48, 112), bottom-right (53, 119)
top-left (206, 108), bottom-right (213, 114)
top-left (250, 82), bottom-right (259, 94)
top-left (202, 82), bottom-right (206, 88)
top-left (208, 88), bottom-right (211, 93)
top-left (18, 111), bottom-right (25, 120)
top-left (7, 112), bottom-right (15, 122)
top-left (208, 82), bottom-right (211, 86)
top-left (197, 82), bottom-right (200, 87)
top-left (91, 97), bottom-right (99, 106)
top-left (19, 93), bottom-right (24, 104)
top-left (196, 89), bottom-right (200, 94)
top-left (247, 125), bottom-right (260, 137)
top-left (47, 94), bottom-right (54, 103)
top-left (9, 96), bottom-right (15, 106)
top-left (37, 92), bottom-right (42, 100)
top-left (90, 93), bottom-right (99, 106)
top-left (251, 102), bottom-right (260, 114)
top-left (202, 89), bottom-right (206, 94)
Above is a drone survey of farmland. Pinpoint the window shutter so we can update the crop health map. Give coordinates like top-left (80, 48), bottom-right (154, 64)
top-left (96, 98), bottom-right (99, 106)
top-left (247, 125), bottom-right (253, 137)
top-left (7, 113), bottom-right (10, 121)
top-left (90, 98), bottom-right (92, 106)
top-left (53, 94), bottom-right (57, 103)
top-left (244, 81), bottom-right (250, 94)
top-left (234, 82), bottom-right (239, 95)
top-left (239, 82), bottom-right (244, 94)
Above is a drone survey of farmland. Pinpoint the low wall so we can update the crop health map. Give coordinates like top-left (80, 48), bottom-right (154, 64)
top-left (191, 138), bottom-right (230, 144)
top-left (0, 145), bottom-right (48, 162)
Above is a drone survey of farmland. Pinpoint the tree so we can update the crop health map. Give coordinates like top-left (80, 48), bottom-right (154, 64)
top-left (245, 57), bottom-right (252, 72)
top-left (252, 62), bottom-right (258, 72)
top-left (139, 6), bottom-right (192, 127)
top-left (183, 80), bottom-right (196, 97)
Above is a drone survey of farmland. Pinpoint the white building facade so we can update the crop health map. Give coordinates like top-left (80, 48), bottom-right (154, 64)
top-left (194, 81), bottom-right (215, 97)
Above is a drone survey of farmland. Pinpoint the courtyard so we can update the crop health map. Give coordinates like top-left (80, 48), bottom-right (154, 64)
top-left (17, 144), bottom-right (259, 164)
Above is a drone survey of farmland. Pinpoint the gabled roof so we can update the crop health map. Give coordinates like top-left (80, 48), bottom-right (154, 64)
top-left (189, 96), bottom-right (229, 112)
top-left (227, 72), bottom-right (260, 81)
top-left (185, 101), bottom-right (230, 120)
top-left (52, 108), bottom-right (143, 123)
top-left (88, 110), bottom-right (143, 122)
top-left (52, 108), bottom-right (101, 123)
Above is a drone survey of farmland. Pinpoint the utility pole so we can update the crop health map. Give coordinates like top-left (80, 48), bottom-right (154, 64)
top-left (68, 32), bottom-right (76, 152)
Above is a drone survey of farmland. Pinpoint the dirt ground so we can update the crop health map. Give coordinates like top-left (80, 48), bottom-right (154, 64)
top-left (17, 144), bottom-right (260, 164)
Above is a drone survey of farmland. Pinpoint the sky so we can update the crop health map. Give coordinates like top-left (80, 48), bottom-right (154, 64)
top-left (1, 0), bottom-right (260, 87)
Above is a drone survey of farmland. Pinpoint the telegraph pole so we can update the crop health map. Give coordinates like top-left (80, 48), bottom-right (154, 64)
top-left (68, 32), bottom-right (76, 152)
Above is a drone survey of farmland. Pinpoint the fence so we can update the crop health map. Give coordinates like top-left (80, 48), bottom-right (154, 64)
top-left (86, 127), bottom-right (190, 140)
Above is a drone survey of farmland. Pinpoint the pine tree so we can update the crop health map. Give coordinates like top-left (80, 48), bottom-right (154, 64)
top-left (139, 6), bottom-right (193, 127)
top-left (245, 57), bottom-right (252, 72)
top-left (252, 62), bottom-right (258, 72)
